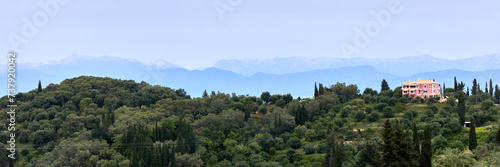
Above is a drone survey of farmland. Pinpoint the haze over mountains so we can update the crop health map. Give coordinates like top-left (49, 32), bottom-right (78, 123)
top-left (213, 54), bottom-right (500, 76)
top-left (2, 54), bottom-right (499, 98)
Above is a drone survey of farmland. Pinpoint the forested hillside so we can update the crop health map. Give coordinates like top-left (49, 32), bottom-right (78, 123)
top-left (1, 76), bottom-right (500, 167)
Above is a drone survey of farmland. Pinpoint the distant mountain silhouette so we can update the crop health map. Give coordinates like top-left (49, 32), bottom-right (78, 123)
top-left (213, 54), bottom-right (500, 76)
top-left (1, 54), bottom-right (499, 98)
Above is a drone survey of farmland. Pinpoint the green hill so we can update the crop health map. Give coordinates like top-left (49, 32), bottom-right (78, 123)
top-left (1, 76), bottom-right (499, 166)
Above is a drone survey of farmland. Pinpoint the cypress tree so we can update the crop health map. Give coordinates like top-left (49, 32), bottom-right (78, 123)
top-left (495, 126), bottom-right (500, 144)
top-left (245, 109), bottom-right (250, 122)
top-left (314, 82), bottom-right (319, 98)
top-left (485, 82), bottom-right (489, 94)
top-left (443, 83), bottom-right (446, 93)
top-left (472, 79), bottom-right (477, 95)
top-left (466, 87), bottom-right (470, 97)
top-left (324, 133), bottom-right (345, 167)
top-left (274, 112), bottom-right (281, 135)
top-left (420, 126), bottom-right (432, 167)
top-left (356, 141), bottom-right (381, 167)
top-left (495, 85), bottom-right (500, 103)
top-left (38, 80), bottom-right (42, 93)
top-left (469, 118), bottom-right (477, 150)
top-left (170, 145), bottom-right (176, 167)
top-left (393, 119), bottom-right (412, 166)
top-left (454, 76), bottom-right (457, 91)
top-left (489, 79), bottom-right (493, 96)
top-left (319, 83), bottom-right (325, 96)
top-left (457, 91), bottom-right (466, 126)
top-left (412, 122), bottom-right (420, 164)
top-left (382, 120), bottom-right (398, 167)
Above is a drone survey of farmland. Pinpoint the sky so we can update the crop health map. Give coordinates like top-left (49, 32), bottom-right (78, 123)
top-left (1, 0), bottom-right (500, 70)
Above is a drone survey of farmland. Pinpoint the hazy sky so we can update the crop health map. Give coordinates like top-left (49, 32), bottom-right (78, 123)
top-left (2, 0), bottom-right (500, 69)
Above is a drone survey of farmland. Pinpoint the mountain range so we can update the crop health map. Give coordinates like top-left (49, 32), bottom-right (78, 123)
top-left (1, 54), bottom-right (499, 98)
top-left (213, 54), bottom-right (500, 76)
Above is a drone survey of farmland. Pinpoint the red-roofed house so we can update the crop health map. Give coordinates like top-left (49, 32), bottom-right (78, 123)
top-left (402, 79), bottom-right (441, 98)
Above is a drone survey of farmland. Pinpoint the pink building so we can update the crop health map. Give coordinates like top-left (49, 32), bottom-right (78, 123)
top-left (402, 79), bottom-right (441, 98)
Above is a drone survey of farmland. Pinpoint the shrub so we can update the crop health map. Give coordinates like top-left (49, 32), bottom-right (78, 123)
top-left (382, 106), bottom-right (394, 118)
top-left (303, 143), bottom-right (316, 155)
top-left (354, 110), bottom-right (366, 122)
top-left (287, 137), bottom-right (302, 149)
top-left (367, 112), bottom-right (379, 122)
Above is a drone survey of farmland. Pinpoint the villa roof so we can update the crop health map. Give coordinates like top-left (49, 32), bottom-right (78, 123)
top-left (403, 80), bottom-right (438, 85)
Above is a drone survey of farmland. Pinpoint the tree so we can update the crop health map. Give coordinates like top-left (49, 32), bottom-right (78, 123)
top-left (282, 94), bottom-right (293, 104)
top-left (457, 91), bottom-right (466, 126)
top-left (489, 79), bottom-right (493, 96)
top-left (495, 126), bottom-right (500, 144)
top-left (443, 83), bottom-right (446, 93)
top-left (382, 120), bottom-right (398, 167)
top-left (202, 90), bottom-right (208, 98)
top-left (495, 84), bottom-right (500, 103)
top-left (381, 79), bottom-right (390, 92)
top-left (472, 78), bottom-right (478, 95)
top-left (454, 76), bottom-right (457, 91)
top-left (420, 126), bottom-right (432, 167)
top-left (294, 104), bottom-right (308, 125)
top-left (394, 86), bottom-right (402, 97)
top-left (412, 122), bottom-right (420, 163)
top-left (469, 118), bottom-right (477, 150)
top-left (356, 141), bottom-right (381, 167)
top-left (0, 143), bottom-right (10, 167)
top-left (481, 99), bottom-right (494, 110)
top-left (457, 81), bottom-right (465, 91)
top-left (434, 148), bottom-right (477, 167)
top-left (485, 82), bottom-right (489, 94)
top-left (176, 118), bottom-right (197, 154)
top-left (324, 133), bottom-right (345, 167)
top-left (314, 82), bottom-right (319, 98)
top-left (261, 91), bottom-right (271, 103)
top-left (382, 106), bottom-right (394, 118)
top-left (354, 110), bottom-right (366, 122)
top-left (244, 109), bottom-right (250, 122)
top-left (38, 80), bottom-right (43, 93)
top-left (319, 83), bottom-right (325, 96)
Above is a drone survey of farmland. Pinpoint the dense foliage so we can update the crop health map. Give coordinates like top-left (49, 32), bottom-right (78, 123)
top-left (1, 76), bottom-right (500, 167)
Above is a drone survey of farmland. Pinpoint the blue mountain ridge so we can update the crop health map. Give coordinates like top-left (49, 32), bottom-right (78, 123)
top-left (1, 55), bottom-right (499, 98)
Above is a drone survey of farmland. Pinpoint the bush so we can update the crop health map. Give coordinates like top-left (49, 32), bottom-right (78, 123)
top-left (340, 109), bottom-right (349, 118)
top-left (276, 99), bottom-right (286, 108)
top-left (354, 110), bottom-right (366, 122)
top-left (21, 149), bottom-right (30, 156)
top-left (364, 106), bottom-right (373, 114)
top-left (449, 141), bottom-right (464, 150)
top-left (382, 106), bottom-right (394, 118)
top-left (441, 128), bottom-right (452, 137)
top-left (393, 102), bottom-right (406, 113)
top-left (303, 143), bottom-right (316, 155)
top-left (376, 103), bottom-right (388, 111)
top-left (287, 137), bottom-right (302, 149)
top-left (367, 112), bottom-right (379, 122)
top-left (403, 110), bottom-right (417, 120)
top-left (481, 99), bottom-right (494, 110)
top-left (433, 135), bottom-right (447, 151)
